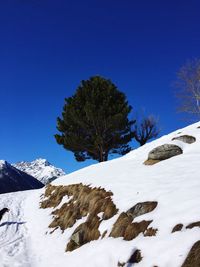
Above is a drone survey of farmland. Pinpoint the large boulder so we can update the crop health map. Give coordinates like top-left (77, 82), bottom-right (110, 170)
top-left (144, 144), bottom-right (183, 165)
top-left (172, 135), bottom-right (196, 144)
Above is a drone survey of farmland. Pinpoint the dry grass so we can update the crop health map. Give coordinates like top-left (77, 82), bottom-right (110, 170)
top-left (41, 183), bottom-right (118, 251)
top-left (144, 227), bottom-right (158, 237)
top-left (181, 241), bottom-right (200, 267)
top-left (143, 159), bottom-right (161, 165)
top-left (186, 221), bottom-right (200, 229)
top-left (172, 223), bottom-right (183, 233)
top-left (41, 184), bottom-right (157, 252)
top-left (41, 183), bottom-right (118, 233)
top-left (110, 212), bottom-right (152, 240)
top-left (66, 215), bottom-right (101, 251)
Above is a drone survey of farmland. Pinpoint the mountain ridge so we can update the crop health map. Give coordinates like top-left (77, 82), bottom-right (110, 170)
top-left (13, 158), bottom-right (66, 185)
top-left (0, 160), bottom-right (44, 194)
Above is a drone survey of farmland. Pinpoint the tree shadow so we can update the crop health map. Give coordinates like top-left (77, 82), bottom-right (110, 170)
top-left (0, 221), bottom-right (26, 227)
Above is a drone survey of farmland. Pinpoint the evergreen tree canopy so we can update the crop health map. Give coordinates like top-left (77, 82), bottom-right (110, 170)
top-left (55, 76), bottom-right (134, 162)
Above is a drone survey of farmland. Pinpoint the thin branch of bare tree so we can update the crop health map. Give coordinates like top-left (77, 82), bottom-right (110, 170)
top-left (133, 115), bottom-right (160, 146)
top-left (175, 58), bottom-right (200, 118)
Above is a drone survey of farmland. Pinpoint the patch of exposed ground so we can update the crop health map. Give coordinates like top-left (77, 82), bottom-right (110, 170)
top-left (186, 221), bottom-right (200, 229)
top-left (40, 184), bottom-right (158, 252)
top-left (41, 184), bottom-right (118, 232)
top-left (143, 159), bottom-right (161, 165)
top-left (171, 221), bottom-right (200, 233)
top-left (172, 223), bottom-right (184, 233)
top-left (118, 249), bottom-right (142, 266)
top-left (110, 201), bottom-right (157, 240)
top-left (181, 241), bottom-right (200, 267)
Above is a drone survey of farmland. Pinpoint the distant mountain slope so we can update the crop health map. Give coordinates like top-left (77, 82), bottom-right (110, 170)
top-left (0, 160), bottom-right (44, 194)
top-left (13, 158), bottom-right (66, 185)
top-left (0, 122), bottom-right (200, 267)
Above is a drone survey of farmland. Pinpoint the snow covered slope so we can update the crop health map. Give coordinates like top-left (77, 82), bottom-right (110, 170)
top-left (0, 160), bottom-right (44, 194)
top-left (0, 122), bottom-right (200, 267)
top-left (13, 158), bottom-right (66, 185)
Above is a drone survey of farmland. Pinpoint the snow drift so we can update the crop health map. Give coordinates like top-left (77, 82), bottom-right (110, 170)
top-left (0, 122), bottom-right (200, 267)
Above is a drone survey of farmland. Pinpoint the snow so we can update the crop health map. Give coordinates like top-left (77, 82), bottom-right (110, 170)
top-left (0, 160), bottom-right (9, 169)
top-left (0, 161), bottom-right (43, 194)
top-left (0, 121), bottom-right (200, 266)
top-left (0, 191), bottom-right (35, 267)
top-left (13, 159), bottom-right (66, 185)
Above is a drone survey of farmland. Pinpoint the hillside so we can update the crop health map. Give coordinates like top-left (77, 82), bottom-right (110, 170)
top-left (0, 160), bottom-right (44, 194)
top-left (0, 122), bottom-right (200, 266)
top-left (13, 158), bottom-right (66, 185)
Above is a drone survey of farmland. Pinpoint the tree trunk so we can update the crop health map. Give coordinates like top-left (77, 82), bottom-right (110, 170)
top-left (99, 146), bottom-right (104, 162)
top-left (104, 152), bottom-right (108, 161)
top-left (98, 147), bottom-right (108, 162)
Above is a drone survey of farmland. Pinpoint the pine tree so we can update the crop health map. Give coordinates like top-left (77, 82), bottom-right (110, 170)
top-left (55, 76), bottom-right (134, 162)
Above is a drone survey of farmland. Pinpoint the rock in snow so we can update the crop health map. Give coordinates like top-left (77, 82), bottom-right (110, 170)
top-left (144, 143), bottom-right (183, 165)
top-left (0, 160), bottom-right (44, 194)
top-left (13, 158), bottom-right (66, 184)
top-left (172, 134), bottom-right (196, 144)
top-left (0, 121), bottom-right (200, 267)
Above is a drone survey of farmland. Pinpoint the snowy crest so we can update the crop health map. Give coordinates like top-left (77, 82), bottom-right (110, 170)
top-left (13, 158), bottom-right (66, 185)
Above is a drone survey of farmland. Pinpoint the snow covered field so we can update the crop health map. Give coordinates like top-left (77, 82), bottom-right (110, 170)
top-left (0, 122), bottom-right (200, 266)
top-left (0, 191), bottom-right (33, 267)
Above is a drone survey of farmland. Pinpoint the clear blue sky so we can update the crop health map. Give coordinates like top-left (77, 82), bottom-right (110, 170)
top-left (1, 0), bottom-right (200, 173)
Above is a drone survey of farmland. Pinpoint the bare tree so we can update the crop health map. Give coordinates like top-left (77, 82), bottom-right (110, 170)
top-left (133, 115), bottom-right (160, 146)
top-left (175, 58), bottom-right (200, 118)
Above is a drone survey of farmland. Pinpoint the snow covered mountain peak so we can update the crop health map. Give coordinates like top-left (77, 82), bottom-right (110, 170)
top-left (0, 160), bottom-right (9, 169)
top-left (13, 159), bottom-right (66, 185)
top-left (32, 158), bottom-right (50, 166)
top-left (0, 160), bottom-right (43, 194)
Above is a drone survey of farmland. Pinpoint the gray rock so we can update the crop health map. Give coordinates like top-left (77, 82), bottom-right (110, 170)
top-left (148, 144), bottom-right (183, 161)
top-left (126, 201), bottom-right (157, 220)
top-left (71, 229), bottom-right (84, 245)
top-left (172, 135), bottom-right (196, 144)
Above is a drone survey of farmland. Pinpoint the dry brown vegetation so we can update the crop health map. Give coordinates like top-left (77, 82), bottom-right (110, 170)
top-left (144, 227), bottom-right (158, 237)
top-left (186, 221), bottom-right (200, 229)
top-left (181, 241), bottom-right (200, 267)
top-left (41, 184), bottom-right (158, 252)
top-left (172, 223), bottom-right (184, 233)
top-left (66, 214), bottom-right (101, 251)
top-left (143, 159), bottom-right (161, 165)
top-left (110, 201), bottom-right (157, 240)
top-left (41, 183), bottom-right (118, 251)
top-left (110, 213), bottom-right (152, 240)
top-left (41, 183), bottom-right (118, 232)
